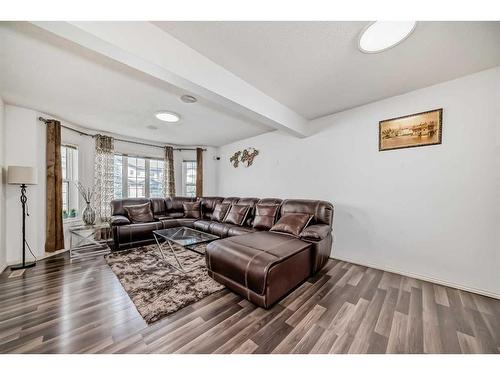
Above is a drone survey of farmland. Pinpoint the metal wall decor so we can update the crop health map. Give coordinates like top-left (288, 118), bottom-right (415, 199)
top-left (230, 147), bottom-right (259, 168)
top-left (229, 151), bottom-right (242, 168)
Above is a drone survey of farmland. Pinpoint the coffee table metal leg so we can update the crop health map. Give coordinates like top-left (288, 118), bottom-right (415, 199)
top-left (153, 233), bottom-right (198, 273)
top-left (154, 233), bottom-right (169, 260)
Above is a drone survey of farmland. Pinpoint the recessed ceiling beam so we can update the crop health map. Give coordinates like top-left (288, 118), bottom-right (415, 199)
top-left (30, 21), bottom-right (309, 138)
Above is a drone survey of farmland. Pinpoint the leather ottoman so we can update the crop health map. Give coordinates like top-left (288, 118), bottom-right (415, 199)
top-left (205, 231), bottom-right (313, 308)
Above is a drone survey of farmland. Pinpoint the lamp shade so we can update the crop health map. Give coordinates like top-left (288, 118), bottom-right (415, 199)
top-left (7, 166), bottom-right (38, 185)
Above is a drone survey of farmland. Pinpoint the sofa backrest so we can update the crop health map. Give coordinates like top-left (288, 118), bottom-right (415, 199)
top-left (257, 198), bottom-right (283, 206)
top-left (165, 197), bottom-right (197, 218)
top-left (110, 198), bottom-right (151, 216)
top-left (222, 197), bottom-right (239, 204)
top-left (150, 198), bottom-right (166, 215)
top-left (199, 197), bottom-right (224, 220)
top-left (236, 197), bottom-right (260, 226)
top-left (280, 199), bottom-right (334, 226)
top-left (110, 197), bottom-right (334, 227)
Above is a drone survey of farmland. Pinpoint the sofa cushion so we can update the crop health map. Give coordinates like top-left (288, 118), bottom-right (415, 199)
top-left (193, 219), bottom-right (212, 232)
top-left (167, 212), bottom-right (184, 219)
top-left (200, 197), bottom-right (224, 220)
top-left (154, 215), bottom-right (169, 221)
top-left (150, 198), bottom-right (167, 216)
top-left (176, 218), bottom-right (197, 228)
top-left (212, 202), bottom-right (231, 222)
top-left (114, 221), bottom-right (162, 243)
top-left (280, 199), bottom-right (334, 226)
top-left (124, 202), bottom-right (154, 223)
top-left (165, 197), bottom-right (197, 217)
top-left (236, 198), bottom-right (260, 226)
top-left (183, 201), bottom-right (201, 219)
top-left (110, 215), bottom-right (130, 226)
top-left (253, 203), bottom-right (280, 230)
top-left (208, 222), bottom-right (236, 238)
top-left (111, 198), bottom-right (150, 216)
top-left (222, 197), bottom-right (240, 204)
top-left (162, 218), bottom-right (180, 229)
top-left (206, 232), bottom-right (311, 296)
top-left (224, 204), bottom-right (250, 225)
top-left (161, 218), bottom-right (197, 229)
top-left (270, 213), bottom-right (312, 237)
top-left (300, 224), bottom-right (331, 241)
top-left (227, 226), bottom-right (256, 237)
top-left (257, 198), bottom-right (283, 206)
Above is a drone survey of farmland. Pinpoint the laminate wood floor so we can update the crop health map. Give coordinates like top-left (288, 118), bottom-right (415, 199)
top-left (1, 252), bottom-right (499, 354)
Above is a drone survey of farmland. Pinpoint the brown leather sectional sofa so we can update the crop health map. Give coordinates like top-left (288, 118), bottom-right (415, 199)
top-left (110, 196), bottom-right (334, 308)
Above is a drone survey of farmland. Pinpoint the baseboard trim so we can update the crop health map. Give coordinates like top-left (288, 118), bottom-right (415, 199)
top-left (331, 255), bottom-right (500, 300)
top-left (6, 248), bottom-right (69, 268)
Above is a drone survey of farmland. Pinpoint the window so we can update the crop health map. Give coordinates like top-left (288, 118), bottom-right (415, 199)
top-left (127, 156), bottom-right (146, 198)
top-left (113, 154), bottom-right (165, 199)
top-left (61, 145), bottom-right (79, 219)
top-left (149, 159), bottom-right (165, 198)
top-left (182, 161), bottom-right (197, 197)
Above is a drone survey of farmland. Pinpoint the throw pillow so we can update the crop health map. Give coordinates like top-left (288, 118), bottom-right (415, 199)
top-left (253, 203), bottom-right (280, 230)
top-left (211, 202), bottom-right (231, 222)
top-left (224, 204), bottom-right (251, 225)
top-left (270, 213), bottom-right (313, 237)
top-left (183, 201), bottom-right (201, 219)
top-left (123, 202), bottom-right (154, 224)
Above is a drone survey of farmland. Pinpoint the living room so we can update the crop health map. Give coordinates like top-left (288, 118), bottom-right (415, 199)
top-left (1, 1), bottom-right (500, 373)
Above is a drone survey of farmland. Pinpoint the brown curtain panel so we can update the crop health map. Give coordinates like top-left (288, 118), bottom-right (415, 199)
top-left (163, 146), bottom-right (175, 197)
top-left (45, 120), bottom-right (65, 252)
top-left (196, 147), bottom-right (203, 198)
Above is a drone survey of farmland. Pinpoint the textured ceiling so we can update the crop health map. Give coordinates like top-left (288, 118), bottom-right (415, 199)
top-left (0, 22), bottom-right (272, 146)
top-left (156, 21), bottom-right (500, 119)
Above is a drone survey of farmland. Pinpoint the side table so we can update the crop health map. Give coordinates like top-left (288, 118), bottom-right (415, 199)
top-left (68, 223), bottom-right (112, 259)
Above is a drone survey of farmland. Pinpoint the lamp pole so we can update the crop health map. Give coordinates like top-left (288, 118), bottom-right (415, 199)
top-left (11, 184), bottom-right (36, 270)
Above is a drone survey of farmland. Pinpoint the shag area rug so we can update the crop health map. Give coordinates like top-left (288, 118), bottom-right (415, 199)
top-left (105, 243), bottom-right (224, 324)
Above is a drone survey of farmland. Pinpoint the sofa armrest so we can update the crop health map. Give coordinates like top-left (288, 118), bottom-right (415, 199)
top-left (299, 224), bottom-right (331, 241)
top-left (110, 215), bottom-right (131, 226)
top-left (153, 215), bottom-right (168, 221)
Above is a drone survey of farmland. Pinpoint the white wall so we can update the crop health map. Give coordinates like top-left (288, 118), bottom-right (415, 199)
top-left (4, 105), bottom-right (46, 264)
top-left (217, 67), bottom-right (500, 297)
top-left (3, 106), bottom-right (96, 262)
top-left (2, 104), bottom-right (219, 264)
top-left (0, 97), bottom-right (6, 272)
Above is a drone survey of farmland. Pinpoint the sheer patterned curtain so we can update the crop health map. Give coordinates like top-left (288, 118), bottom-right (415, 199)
top-left (163, 146), bottom-right (175, 197)
top-left (94, 134), bottom-right (114, 221)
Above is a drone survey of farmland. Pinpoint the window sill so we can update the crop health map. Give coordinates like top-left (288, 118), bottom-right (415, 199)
top-left (63, 217), bottom-right (81, 225)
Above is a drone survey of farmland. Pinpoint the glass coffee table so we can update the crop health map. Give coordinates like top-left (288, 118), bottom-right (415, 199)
top-left (152, 227), bottom-right (219, 273)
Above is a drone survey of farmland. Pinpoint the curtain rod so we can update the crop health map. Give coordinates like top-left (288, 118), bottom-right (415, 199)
top-left (38, 117), bottom-right (207, 152)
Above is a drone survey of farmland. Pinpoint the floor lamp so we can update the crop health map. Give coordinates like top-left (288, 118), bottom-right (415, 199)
top-left (7, 166), bottom-right (38, 270)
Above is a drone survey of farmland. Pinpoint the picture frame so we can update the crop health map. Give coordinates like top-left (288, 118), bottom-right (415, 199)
top-left (379, 108), bottom-right (443, 151)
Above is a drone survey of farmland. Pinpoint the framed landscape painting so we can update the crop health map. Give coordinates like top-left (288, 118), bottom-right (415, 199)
top-left (379, 108), bottom-right (443, 151)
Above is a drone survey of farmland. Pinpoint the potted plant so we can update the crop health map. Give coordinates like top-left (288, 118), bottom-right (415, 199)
top-left (70, 208), bottom-right (77, 218)
top-left (62, 210), bottom-right (68, 219)
top-left (76, 182), bottom-right (96, 226)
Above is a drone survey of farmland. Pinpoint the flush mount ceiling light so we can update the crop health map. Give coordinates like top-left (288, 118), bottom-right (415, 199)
top-left (155, 111), bottom-right (180, 123)
top-left (358, 21), bottom-right (416, 53)
top-left (180, 94), bottom-right (197, 103)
